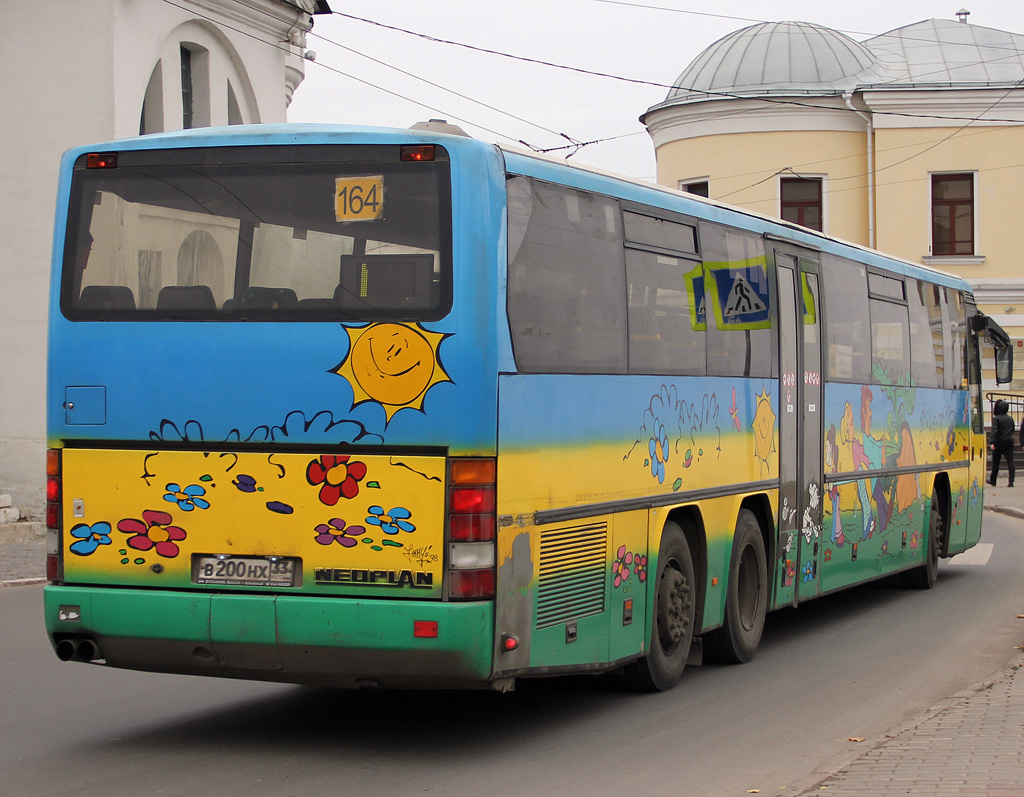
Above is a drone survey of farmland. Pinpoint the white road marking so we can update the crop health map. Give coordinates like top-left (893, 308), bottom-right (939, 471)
top-left (946, 543), bottom-right (994, 566)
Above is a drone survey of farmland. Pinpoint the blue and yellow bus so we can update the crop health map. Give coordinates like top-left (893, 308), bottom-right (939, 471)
top-left (44, 122), bottom-right (1011, 691)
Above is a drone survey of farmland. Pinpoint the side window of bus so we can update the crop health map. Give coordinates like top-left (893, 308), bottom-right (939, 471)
top-left (624, 211), bottom-right (705, 375)
top-left (907, 278), bottom-right (943, 388)
top-left (821, 255), bottom-right (871, 383)
top-left (868, 273), bottom-right (911, 384)
top-left (946, 289), bottom-right (967, 389)
top-left (507, 177), bottom-right (627, 374)
top-left (698, 223), bottom-right (773, 378)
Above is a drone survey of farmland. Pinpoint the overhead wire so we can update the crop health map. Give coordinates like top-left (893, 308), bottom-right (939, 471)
top-left (176, 0), bottom-right (1024, 168)
top-left (331, 10), bottom-right (1024, 127)
top-left (158, 0), bottom-right (544, 147)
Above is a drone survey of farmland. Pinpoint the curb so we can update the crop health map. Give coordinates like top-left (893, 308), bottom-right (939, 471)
top-left (0, 577), bottom-right (46, 588)
top-left (985, 504), bottom-right (1024, 520)
top-left (0, 521), bottom-right (46, 545)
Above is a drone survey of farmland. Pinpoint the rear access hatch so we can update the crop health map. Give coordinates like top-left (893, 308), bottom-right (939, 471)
top-left (60, 448), bottom-right (446, 599)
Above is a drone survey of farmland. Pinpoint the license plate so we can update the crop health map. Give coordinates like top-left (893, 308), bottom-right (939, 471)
top-left (192, 555), bottom-right (300, 587)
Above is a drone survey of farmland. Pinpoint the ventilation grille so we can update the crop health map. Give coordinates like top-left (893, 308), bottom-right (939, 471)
top-left (536, 522), bottom-right (608, 629)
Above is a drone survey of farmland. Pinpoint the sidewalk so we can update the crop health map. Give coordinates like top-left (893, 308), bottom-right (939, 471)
top-left (0, 519), bottom-right (45, 587)
top-left (2, 494), bottom-right (1023, 795)
top-left (793, 480), bottom-right (1024, 796)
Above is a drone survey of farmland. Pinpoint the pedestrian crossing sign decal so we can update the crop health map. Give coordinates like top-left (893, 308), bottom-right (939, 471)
top-left (706, 259), bottom-right (771, 330)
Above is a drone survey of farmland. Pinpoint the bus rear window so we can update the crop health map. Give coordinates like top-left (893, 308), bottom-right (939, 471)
top-left (61, 145), bottom-right (452, 321)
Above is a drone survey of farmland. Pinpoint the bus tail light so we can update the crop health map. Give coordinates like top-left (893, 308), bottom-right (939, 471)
top-left (46, 449), bottom-right (64, 584)
top-left (401, 144), bottom-right (435, 162)
top-left (447, 458), bottom-right (496, 599)
top-left (86, 152), bottom-right (118, 169)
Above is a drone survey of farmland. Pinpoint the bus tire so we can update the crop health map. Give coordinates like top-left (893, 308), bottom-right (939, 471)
top-left (624, 521), bottom-right (696, 692)
top-left (704, 509), bottom-right (767, 664)
top-left (901, 495), bottom-right (942, 589)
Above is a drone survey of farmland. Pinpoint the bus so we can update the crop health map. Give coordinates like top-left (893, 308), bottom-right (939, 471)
top-left (44, 122), bottom-right (1012, 692)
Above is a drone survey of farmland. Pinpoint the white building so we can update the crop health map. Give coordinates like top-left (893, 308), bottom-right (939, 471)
top-left (0, 0), bottom-right (329, 514)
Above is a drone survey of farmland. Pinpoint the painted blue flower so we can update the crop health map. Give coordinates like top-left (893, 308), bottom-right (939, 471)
top-left (69, 522), bottom-right (112, 556)
top-left (365, 505), bottom-right (415, 535)
top-left (801, 560), bottom-right (814, 583)
top-left (163, 482), bottom-right (210, 512)
top-left (648, 419), bottom-right (669, 484)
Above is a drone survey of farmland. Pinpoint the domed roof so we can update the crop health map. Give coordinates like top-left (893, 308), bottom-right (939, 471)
top-left (864, 18), bottom-right (1024, 86)
top-left (664, 21), bottom-right (879, 102)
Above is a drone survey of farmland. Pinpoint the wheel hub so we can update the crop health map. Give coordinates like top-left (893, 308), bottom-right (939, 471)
top-left (658, 568), bottom-right (692, 644)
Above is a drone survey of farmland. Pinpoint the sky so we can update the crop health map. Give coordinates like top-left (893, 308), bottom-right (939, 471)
top-left (287, 0), bottom-right (1024, 180)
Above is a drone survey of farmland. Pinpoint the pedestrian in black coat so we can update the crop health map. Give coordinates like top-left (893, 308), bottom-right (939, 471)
top-left (989, 399), bottom-right (1015, 487)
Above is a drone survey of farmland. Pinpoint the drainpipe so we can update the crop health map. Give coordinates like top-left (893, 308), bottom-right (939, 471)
top-left (844, 92), bottom-right (875, 249)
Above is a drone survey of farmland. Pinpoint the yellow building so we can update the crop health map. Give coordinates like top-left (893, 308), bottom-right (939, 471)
top-left (642, 16), bottom-right (1024, 393)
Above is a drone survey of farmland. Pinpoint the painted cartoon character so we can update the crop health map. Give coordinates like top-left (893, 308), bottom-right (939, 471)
top-left (841, 398), bottom-right (873, 540)
top-left (825, 424), bottom-right (843, 547)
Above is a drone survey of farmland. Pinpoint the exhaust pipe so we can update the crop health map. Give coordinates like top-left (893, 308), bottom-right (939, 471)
top-left (54, 637), bottom-right (102, 662)
top-left (55, 639), bottom-right (77, 661)
top-left (77, 639), bottom-right (100, 662)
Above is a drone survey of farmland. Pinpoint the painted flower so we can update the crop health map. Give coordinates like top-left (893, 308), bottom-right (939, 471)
top-left (233, 474), bottom-right (258, 493)
top-left (314, 518), bottom-right (365, 548)
top-left (365, 506), bottom-right (415, 535)
top-left (163, 482), bottom-right (210, 511)
top-left (910, 531), bottom-right (920, 549)
top-left (881, 539), bottom-right (889, 556)
top-left (784, 560), bottom-right (796, 587)
top-left (824, 548), bottom-right (832, 563)
top-left (306, 455), bottom-right (367, 506)
top-left (649, 419), bottom-right (670, 484)
top-left (633, 553), bottom-right (648, 583)
top-left (612, 545), bottom-right (633, 588)
top-left (801, 560), bottom-right (814, 583)
top-left (69, 521), bottom-right (112, 556)
top-left (946, 425), bottom-right (956, 457)
top-left (117, 510), bottom-right (186, 558)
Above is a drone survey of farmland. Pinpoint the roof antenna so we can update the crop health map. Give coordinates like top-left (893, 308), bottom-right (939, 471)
top-left (956, 8), bottom-right (971, 23)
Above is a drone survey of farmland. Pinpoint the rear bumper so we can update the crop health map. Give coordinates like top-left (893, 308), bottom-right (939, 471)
top-left (44, 585), bottom-right (495, 689)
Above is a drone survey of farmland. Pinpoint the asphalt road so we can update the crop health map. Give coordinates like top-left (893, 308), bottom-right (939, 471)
top-left (3, 514), bottom-right (1022, 797)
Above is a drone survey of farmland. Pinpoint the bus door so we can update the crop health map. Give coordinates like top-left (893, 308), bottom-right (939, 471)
top-left (773, 245), bottom-right (824, 605)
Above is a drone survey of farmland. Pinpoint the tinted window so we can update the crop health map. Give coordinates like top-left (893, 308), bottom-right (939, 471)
top-left (822, 255), bottom-right (871, 382)
top-left (624, 211), bottom-right (697, 254)
top-left (699, 223), bottom-right (772, 377)
top-left (946, 288), bottom-right (966, 389)
top-left (868, 272), bottom-right (905, 301)
top-left (63, 145), bottom-right (452, 321)
top-left (507, 177), bottom-right (627, 373)
top-left (627, 250), bottom-right (705, 375)
top-left (907, 278), bottom-right (942, 388)
top-left (870, 298), bottom-right (911, 382)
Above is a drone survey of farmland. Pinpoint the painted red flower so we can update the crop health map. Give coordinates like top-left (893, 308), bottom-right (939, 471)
top-left (306, 455), bottom-right (367, 506)
top-left (117, 509), bottom-right (186, 558)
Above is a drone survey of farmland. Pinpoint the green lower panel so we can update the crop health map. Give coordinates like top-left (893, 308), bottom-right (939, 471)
top-left (44, 585), bottom-right (495, 689)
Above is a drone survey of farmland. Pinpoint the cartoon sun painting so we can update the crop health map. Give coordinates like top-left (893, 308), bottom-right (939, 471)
top-left (333, 322), bottom-right (452, 423)
top-left (752, 386), bottom-right (777, 473)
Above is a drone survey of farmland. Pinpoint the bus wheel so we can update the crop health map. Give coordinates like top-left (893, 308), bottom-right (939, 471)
top-left (901, 496), bottom-right (942, 589)
top-left (624, 521), bottom-right (696, 692)
top-left (704, 509), bottom-right (767, 664)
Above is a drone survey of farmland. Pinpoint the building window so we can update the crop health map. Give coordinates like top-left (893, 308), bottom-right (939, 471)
top-left (932, 174), bottom-right (974, 255)
top-left (181, 46), bottom-right (194, 129)
top-left (681, 180), bottom-right (709, 198)
top-left (780, 177), bottom-right (822, 231)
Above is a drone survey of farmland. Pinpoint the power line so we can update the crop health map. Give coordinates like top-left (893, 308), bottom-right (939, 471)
top-left (330, 10), bottom-right (1024, 127)
top-left (159, 0), bottom-right (549, 147)
top-left (226, 0), bottom-right (575, 144)
top-left (584, 0), bottom-right (1024, 58)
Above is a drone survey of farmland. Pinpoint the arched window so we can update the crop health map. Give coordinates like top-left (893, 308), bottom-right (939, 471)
top-left (177, 230), bottom-right (224, 290)
top-left (138, 21), bottom-right (261, 134)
